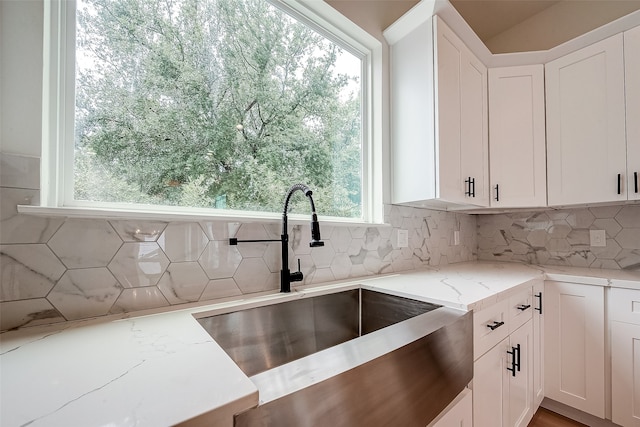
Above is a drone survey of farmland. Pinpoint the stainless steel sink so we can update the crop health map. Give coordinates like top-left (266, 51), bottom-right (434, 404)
top-left (197, 289), bottom-right (440, 376)
top-left (196, 288), bottom-right (472, 426)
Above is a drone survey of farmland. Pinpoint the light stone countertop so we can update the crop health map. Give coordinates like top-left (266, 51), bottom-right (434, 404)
top-left (1, 261), bottom-right (638, 427)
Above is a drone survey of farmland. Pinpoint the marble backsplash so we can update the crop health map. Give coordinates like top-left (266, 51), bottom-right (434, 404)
top-left (0, 153), bottom-right (477, 331)
top-left (477, 207), bottom-right (640, 270)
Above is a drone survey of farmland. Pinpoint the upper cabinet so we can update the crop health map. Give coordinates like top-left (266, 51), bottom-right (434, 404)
top-left (386, 4), bottom-right (639, 211)
top-left (625, 25), bottom-right (640, 201)
top-left (385, 16), bottom-right (489, 209)
top-left (488, 65), bottom-right (546, 208)
top-left (545, 34), bottom-right (627, 206)
top-left (435, 19), bottom-right (490, 207)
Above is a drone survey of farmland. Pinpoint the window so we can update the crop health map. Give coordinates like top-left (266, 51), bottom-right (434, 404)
top-left (42, 0), bottom-right (383, 222)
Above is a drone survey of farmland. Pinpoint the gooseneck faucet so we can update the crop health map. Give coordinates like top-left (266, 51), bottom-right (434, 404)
top-left (229, 184), bottom-right (324, 293)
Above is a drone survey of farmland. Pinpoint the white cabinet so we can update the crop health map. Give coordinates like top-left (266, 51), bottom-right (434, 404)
top-left (545, 34), bottom-right (631, 206)
top-left (428, 388), bottom-right (473, 427)
top-left (473, 298), bottom-right (510, 359)
top-left (625, 25), bottom-right (640, 201)
top-left (544, 281), bottom-right (605, 418)
top-left (532, 281), bottom-right (544, 408)
top-left (545, 34), bottom-right (627, 206)
top-left (385, 16), bottom-right (489, 209)
top-left (488, 65), bottom-right (546, 208)
top-left (473, 334), bottom-right (509, 427)
top-left (612, 321), bottom-right (640, 427)
top-left (610, 287), bottom-right (640, 426)
top-left (507, 320), bottom-right (534, 427)
top-left (473, 320), bottom-right (534, 427)
top-left (435, 18), bottom-right (489, 207)
top-left (472, 284), bottom-right (541, 427)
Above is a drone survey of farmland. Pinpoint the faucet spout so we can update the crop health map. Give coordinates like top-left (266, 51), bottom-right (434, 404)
top-left (280, 184), bottom-right (324, 293)
top-left (229, 184), bottom-right (323, 293)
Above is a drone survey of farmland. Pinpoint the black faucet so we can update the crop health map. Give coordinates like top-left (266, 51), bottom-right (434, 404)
top-left (229, 184), bottom-right (324, 292)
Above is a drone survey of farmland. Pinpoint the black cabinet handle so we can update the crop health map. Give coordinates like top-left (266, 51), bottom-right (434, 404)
top-left (495, 184), bottom-right (499, 202)
top-left (618, 173), bottom-right (622, 195)
top-left (517, 304), bottom-right (531, 311)
top-left (507, 344), bottom-right (521, 377)
top-left (486, 320), bottom-right (504, 331)
top-left (635, 172), bottom-right (638, 194)
top-left (535, 292), bottom-right (542, 314)
top-left (465, 177), bottom-right (475, 197)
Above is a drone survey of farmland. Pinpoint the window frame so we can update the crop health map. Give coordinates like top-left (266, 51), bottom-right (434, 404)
top-left (39, 0), bottom-right (385, 224)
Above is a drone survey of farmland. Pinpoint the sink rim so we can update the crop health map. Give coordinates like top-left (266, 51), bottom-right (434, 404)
top-left (192, 280), bottom-right (443, 322)
top-left (192, 282), bottom-right (364, 321)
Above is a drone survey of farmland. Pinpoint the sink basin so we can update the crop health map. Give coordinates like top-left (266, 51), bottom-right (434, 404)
top-left (197, 288), bottom-right (440, 376)
top-left (196, 288), bottom-right (472, 426)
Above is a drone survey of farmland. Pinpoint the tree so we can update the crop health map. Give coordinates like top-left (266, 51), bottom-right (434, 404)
top-left (75, 0), bottom-right (362, 217)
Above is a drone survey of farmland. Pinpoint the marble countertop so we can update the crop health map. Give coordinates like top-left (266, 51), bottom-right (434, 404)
top-left (2, 261), bottom-right (639, 427)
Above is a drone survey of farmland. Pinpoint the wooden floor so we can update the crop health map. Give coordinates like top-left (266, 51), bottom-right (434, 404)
top-left (528, 408), bottom-right (588, 427)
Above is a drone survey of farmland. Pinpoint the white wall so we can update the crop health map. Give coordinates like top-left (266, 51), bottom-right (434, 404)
top-left (0, 0), bottom-right (43, 156)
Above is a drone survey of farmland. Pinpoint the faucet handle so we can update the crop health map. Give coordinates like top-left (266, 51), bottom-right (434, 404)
top-left (290, 258), bottom-right (303, 283)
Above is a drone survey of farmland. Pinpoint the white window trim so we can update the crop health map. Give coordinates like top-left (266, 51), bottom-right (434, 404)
top-left (35, 0), bottom-right (386, 225)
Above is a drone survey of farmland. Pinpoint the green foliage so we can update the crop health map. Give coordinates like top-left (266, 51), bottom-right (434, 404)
top-left (74, 0), bottom-right (362, 217)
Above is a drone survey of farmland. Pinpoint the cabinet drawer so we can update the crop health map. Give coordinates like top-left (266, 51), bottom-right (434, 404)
top-left (474, 299), bottom-right (509, 360)
top-left (610, 287), bottom-right (640, 325)
top-left (508, 287), bottom-right (533, 333)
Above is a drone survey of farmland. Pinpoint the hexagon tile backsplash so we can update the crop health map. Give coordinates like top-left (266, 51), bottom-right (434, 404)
top-left (476, 207), bottom-right (640, 270)
top-left (0, 153), bottom-right (477, 331)
top-left (4, 152), bottom-right (638, 331)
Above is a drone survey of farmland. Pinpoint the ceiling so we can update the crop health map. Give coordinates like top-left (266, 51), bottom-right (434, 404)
top-left (328, 0), bottom-right (640, 53)
top-left (450, 0), bottom-right (560, 41)
top-left (327, 0), bottom-right (640, 52)
top-left (450, 0), bottom-right (640, 52)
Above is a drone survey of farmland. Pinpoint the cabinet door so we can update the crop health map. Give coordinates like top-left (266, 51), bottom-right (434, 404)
top-left (612, 321), bottom-right (640, 427)
top-left (544, 281), bottom-right (605, 417)
top-left (435, 18), bottom-right (488, 207)
top-left (508, 320), bottom-right (534, 427)
top-left (488, 65), bottom-right (546, 208)
top-left (532, 281), bottom-right (544, 408)
top-left (545, 34), bottom-right (626, 206)
top-left (625, 25), bottom-right (640, 201)
top-left (474, 337), bottom-right (509, 427)
top-left (460, 50), bottom-right (489, 207)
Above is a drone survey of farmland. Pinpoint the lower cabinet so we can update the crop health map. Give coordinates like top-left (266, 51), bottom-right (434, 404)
top-left (611, 321), bottom-right (640, 427)
top-left (428, 388), bottom-right (473, 427)
top-left (532, 281), bottom-right (544, 408)
top-left (473, 319), bottom-right (534, 427)
top-left (544, 280), bottom-right (605, 418)
top-left (472, 283), bottom-right (542, 427)
top-left (471, 278), bottom-right (637, 426)
top-left (611, 287), bottom-right (640, 427)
